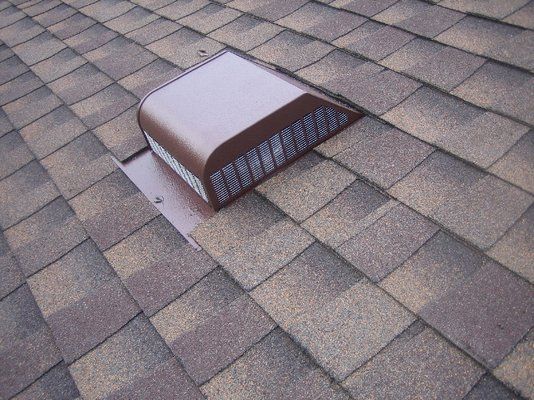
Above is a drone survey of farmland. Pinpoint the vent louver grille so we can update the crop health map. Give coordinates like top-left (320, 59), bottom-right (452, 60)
top-left (210, 106), bottom-right (349, 206)
top-left (146, 134), bottom-right (209, 201)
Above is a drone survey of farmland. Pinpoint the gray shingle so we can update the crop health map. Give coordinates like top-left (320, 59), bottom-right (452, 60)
top-left (105, 215), bottom-right (216, 315)
top-left (0, 17), bottom-right (44, 47)
top-left (432, 175), bottom-right (532, 249)
top-left (42, 132), bottom-right (117, 199)
top-left (148, 28), bottom-right (225, 68)
top-left (209, 14), bottom-right (283, 51)
top-left (104, 6), bottom-right (159, 34)
top-left (3, 86), bottom-right (62, 129)
top-left (0, 161), bottom-right (59, 230)
top-left (440, 0), bottom-right (529, 20)
top-left (48, 63), bottom-right (112, 105)
top-left (504, 1), bottom-right (534, 29)
top-left (0, 72), bottom-right (42, 106)
top-left (338, 204), bottom-right (438, 281)
top-left (302, 180), bottom-right (393, 247)
top-left (334, 21), bottom-right (414, 61)
top-left (34, 4), bottom-right (77, 27)
top-left (30, 48), bottom-right (86, 83)
top-left (278, 2), bottom-right (367, 42)
top-left (490, 130), bottom-right (533, 193)
top-left (344, 322), bottom-right (483, 399)
top-left (257, 156), bottom-right (355, 222)
top-left (48, 12), bottom-right (96, 40)
top-left (12, 362), bottom-right (80, 400)
top-left (227, 0), bottom-right (308, 21)
top-left (178, 3), bottom-right (241, 34)
top-left (69, 169), bottom-right (160, 250)
top-left (250, 30), bottom-right (333, 72)
top-left (118, 58), bottom-right (181, 98)
top-left (465, 374), bottom-right (523, 400)
top-left (80, 0), bottom-right (135, 22)
top-left (487, 204), bottom-right (533, 283)
top-left (420, 261), bottom-right (534, 368)
top-left (19, 105), bottom-right (86, 159)
top-left (380, 231), bottom-right (485, 312)
top-left (64, 23), bottom-right (118, 54)
top-left (452, 62), bottom-right (534, 125)
top-left (27, 240), bottom-right (139, 362)
top-left (202, 328), bottom-right (348, 399)
top-left (374, 0), bottom-right (464, 38)
top-left (0, 131), bottom-right (33, 180)
top-left (331, 0), bottom-right (398, 17)
top-left (383, 87), bottom-right (528, 168)
top-left (12, 32), bottom-right (66, 65)
top-left (5, 197), bottom-right (87, 276)
top-left (382, 38), bottom-right (485, 91)
top-left (335, 125), bottom-right (433, 188)
top-left (125, 18), bottom-right (181, 45)
top-left (156, 0), bottom-right (210, 20)
top-left (152, 270), bottom-right (275, 384)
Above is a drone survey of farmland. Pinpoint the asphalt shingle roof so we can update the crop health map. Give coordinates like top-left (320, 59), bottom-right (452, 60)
top-left (0, 0), bottom-right (533, 399)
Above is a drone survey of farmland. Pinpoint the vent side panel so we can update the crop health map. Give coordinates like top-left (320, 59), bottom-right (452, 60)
top-left (146, 134), bottom-right (209, 202)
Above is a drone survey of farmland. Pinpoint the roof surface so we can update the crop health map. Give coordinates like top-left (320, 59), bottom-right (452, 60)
top-left (0, 0), bottom-right (533, 399)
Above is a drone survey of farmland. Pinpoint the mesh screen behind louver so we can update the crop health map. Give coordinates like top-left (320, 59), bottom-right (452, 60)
top-left (146, 134), bottom-right (209, 201)
top-left (209, 106), bottom-right (349, 206)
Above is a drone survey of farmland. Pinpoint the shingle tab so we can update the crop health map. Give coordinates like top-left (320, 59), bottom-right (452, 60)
top-left (302, 180), bottom-right (393, 247)
top-left (343, 322), bottom-right (483, 399)
top-left (504, 1), bottom-right (534, 29)
top-left (104, 6), bottom-right (159, 34)
top-left (440, 0), bottom-right (529, 20)
top-left (34, 4), bottom-right (77, 27)
top-left (334, 21), bottom-right (414, 61)
top-left (152, 270), bottom-right (275, 384)
top-left (12, 362), bottom-right (80, 400)
top-left (69, 315), bottom-right (202, 400)
top-left (193, 192), bottom-right (283, 259)
top-left (331, 0), bottom-right (398, 17)
top-left (118, 58), bottom-right (180, 98)
top-left (208, 14), bottom-right (283, 51)
top-left (12, 32), bottom-right (66, 66)
top-left (178, 3), bottom-right (241, 34)
top-left (42, 132), bottom-right (117, 199)
top-left (0, 71), bottom-right (42, 106)
top-left (374, 0), bottom-right (464, 38)
top-left (452, 62), bottom-right (534, 125)
top-left (278, 2), bottom-right (366, 42)
top-left (69, 169), bottom-right (159, 250)
top-left (28, 240), bottom-right (139, 362)
top-left (0, 233), bottom-right (24, 300)
top-left (30, 48), bottom-right (86, 83)
top-left (219, 218), bottom-right (314, 289)
top-left (148, 28), bottom-right (225, 68)
top-left (0, 17), bottom-right (44, 47)
top-left (490, 130), bottom-right (533, 193)
top-left (298, 50), bottom-right (420, 114)
top-left (383, 87), bottom-right (528, 167)
top-left (48, 63), bottom-right (113, 105)
top-left (70, 84), bottom-right (137, 129)
top-left (382, 37), bottom-right (485, 91)
top-left (48, 12), bottom-right (96, 40)
top-left (494, 330), bottom-right (534, 399)
top-left (335, 125), bottom-right (433, 188)
top-left (3, 86), bottom-right (63, 129)
top-left (201, 328), bottom-right (348, 399)
top-left (227, 0), bottom-right (308, 21)
top-left (125, 18), bottom-right (181, 45)
top-left (0, 161), bottom-right (59, 230)
top-left (5, 197), bottom-right (87, 276)
top-left (105, 215), bottom-right (216, 315)
top-left (0, 131), bottom-right (33, 180)
top-left (432, 175), bottom-right (532, 249)
top-left (465, 374), bottom-right (523, 400)
top-left (85, 36), bottom-right (157, 80)
top-left (93, 106), bottom-right (148, 161)
top-left (257, 157), bottom-right (356, 222)
top-left (0, 285), bottom-right (62, 399)
top-left (381, 231), bottom-right (485, 312)
top-left (20, 105), bottom-right (87, 159)
top-left (0, 56), bottom-right (30, 86)
top-left (338, 204), bottom-right (438, 281)
top-left (420, 261), bottom-right (534, 368)
top-left (80, 0), bottom-right (135, 22)
top-left (64, 23), bottom-right (118, 54)
top-left (156, 0), bottom-right (210, 20)
top-left (250, 30), bottom-right (333, 72)
top-left (487, 205), bottom-right (533, 283)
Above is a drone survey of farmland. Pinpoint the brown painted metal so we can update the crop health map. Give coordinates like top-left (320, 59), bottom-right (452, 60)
top-left (138, 50), bottom-right (362, 210)
top-left (115, 151), bottom-right (214, 249)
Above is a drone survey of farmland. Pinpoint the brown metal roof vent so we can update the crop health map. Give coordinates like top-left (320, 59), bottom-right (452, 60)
top-left (138, 51), bottom-right (362, 210)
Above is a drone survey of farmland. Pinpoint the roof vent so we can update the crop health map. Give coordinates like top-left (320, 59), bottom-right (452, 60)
top-left (138, 51), bottom-right (362, 210)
